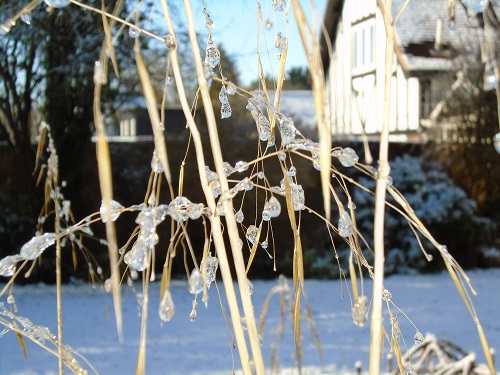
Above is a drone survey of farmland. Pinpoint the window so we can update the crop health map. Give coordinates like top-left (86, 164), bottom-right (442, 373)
top-left (420, 79), bottom-right (431, 118)
top-left (352, 20), bottom-right (375, 71)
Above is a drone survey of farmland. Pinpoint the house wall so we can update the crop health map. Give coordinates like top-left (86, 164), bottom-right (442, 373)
top-left (328, 0), bottom-right (422, 142)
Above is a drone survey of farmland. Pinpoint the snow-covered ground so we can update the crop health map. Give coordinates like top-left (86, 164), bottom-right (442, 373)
top-left (1, 269), bottom-right (499, 375)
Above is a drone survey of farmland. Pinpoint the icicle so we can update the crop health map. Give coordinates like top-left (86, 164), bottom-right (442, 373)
top-left (219, 85), bottom-right (229, 104)
top-left (20, 233), bottom-right (56, 260)
top-left (100, 200), bottom-right (124, 223)
top-left (188, 269), bottom-right (204, 295)
top-left (159, 290), bottom-right (175, 322)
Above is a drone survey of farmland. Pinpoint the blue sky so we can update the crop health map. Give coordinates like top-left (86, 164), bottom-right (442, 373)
top-left (191, 0), bottom-right (328, 86)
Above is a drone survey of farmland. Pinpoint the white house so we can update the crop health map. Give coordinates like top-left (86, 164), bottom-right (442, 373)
top-left (320, 0), bottom-right (498, 144)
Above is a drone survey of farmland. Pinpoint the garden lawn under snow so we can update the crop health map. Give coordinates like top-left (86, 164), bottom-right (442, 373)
top-left (1, 269), bottom-right (499, 375)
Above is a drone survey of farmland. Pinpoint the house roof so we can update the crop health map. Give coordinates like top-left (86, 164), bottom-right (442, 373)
top-left (320, 0), bottom-right (499, 74)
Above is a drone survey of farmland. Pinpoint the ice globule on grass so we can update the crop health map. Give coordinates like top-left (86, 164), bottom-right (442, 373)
top-left (128, 26), bottom-right (140, 39)
top-left (493, 133), bottom-right (500, 154)
top-left (272, 0), bottom-right (286, 12)
top-left (235, 210), bottom-right (244, 223)
top-left (246, 279), bottom-right (254, 296)
top-left (352, 295), bottom-right (368, 327)
top-left (202, 252), bottom-right (218, 289)
top-left (188, 269), bottom-right (204, 295)
top-left (382, 289), bottom-right (392, 301)
top-left (20, 233), bottom-right (57, 260)
top-left (205, 39), bottom-right (220, 68)
top-left (276, 114), bottom-right (298, 145)
top-left (246, 225), bottom-right (259, 244)
top-left (100, 199), bottom-right (124, 223)
top-left (0, 255), bottom-right (23, 277)
top-left (333, 147), bottom-right (359, 167)
top-left (275, 32), bottom-right (287, 60)
top-left (124, 240), bottom-right (150, 272)
top-left (20, 10), bottom-right (32, 25)
top-left (262, 196), bottom-right (281, 221)
top-left (159, 290), bottom-right (175, 322)
top-left (167, 196), bottom-right (204, 222)
top-left (483, 61), bottom-right (497, 91)
top-left (414, 331), bottom-right (425, 344)
top-left (221, 103), bottom-right (232, 119)
top-left (249, 110), bottom-right (271, 141)
top-left (338, 210), bottom-right (354, 237)
top-left (280, 177), bottom-right (305, 211)
top-left (151, 149), bottom-right (164, 174)
top-left (205, 166), bottom-right (221, 198)
top-left (234, 161), bottom-right (249, 172)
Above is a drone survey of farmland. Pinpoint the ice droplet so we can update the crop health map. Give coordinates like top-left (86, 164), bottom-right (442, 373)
top-left (227, 82), bottom-right (237, 95)
top-left (261, 241), bottom-right (268, 249)
top-left (234, 161), bottom-right (249, 172)
top-left (246, 279), bottom-right (254, 296)
top-left (272, 0), bottom-right (286, 12)
top-left (336, 147), bottom-right (359, 167)
top-left (246, 225), bottom-right (259, 244)
top-left (382, 289), bottom-right (392, 301)
top-left (223, 162), bottom-right (233, 175)
top-left (203, 252), bottom-right (218, 288)
top-left (258, 171), bottom-right (265, 180)
top-left (189, 300), bottom-right (198, 321)
top-left (235, 210), bottom-right (244, 223)
top-left (20, 11), bottom-right (32, 25)
top-left (338, 210), bottom-right (354, 237)
top-left (287, 166), bottom-right (297, 177)
top-left (462, 0), bottom-right (488, 14)
top-left (352, 295), bottom-right (368, 327)
top-left (387, 176), bottom-right (394, 186)
top-left (241, 316), bottom-right (247, 330)
top-left (275, 32), bottom-right (287, 60)
top-left (493, 133), bottom-right (500, 154)
top-left (188, 269), bottom-right (204, 295)
top-left (262, 196), bottom-right (281, 221)
top-left (278, 151), bottom-right (286, 161)
top-left (277, 115), bottom-right (297, 145)
top-left (124, 241), bottom-right (149, 272)
top-left (265, 18), bottom-right (273, 30)
top-left (406, 363), bottom-right (417, 375)
top-left (205, 43), bottom-right (220, 68)
top-left (0, 255), bottom-right (23, 277)
top-left (484, 61), bottom-right (497, 91)
top-left (103, 278), bottom-right (112, 293)
top-left (164, 34), bottom-right (175, 49)
top-left (219, 85), bottom-right (229, 104)
top-left (159, 290), bottom-right (175, 322)
top-left (100, 200), bottom-right (124, 223)
top-left (414, 331), bottom-right (424, 345)
top-left (128, 26), bottom-right (140, 39)
top-left (151, 149), bottom-right (164, 174)
top-left (221, 103), bottom-right (232, 119)
top-left (20, 233), bottom-right (56, 260)
top-left (44, 0), bottom-right (71, 8)
top-left (251, 111), bottom-right (271, 141)
top-left (7, 295), bottom-right (15, 304)
top-left (205, 15), bottom-right (214, 31)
